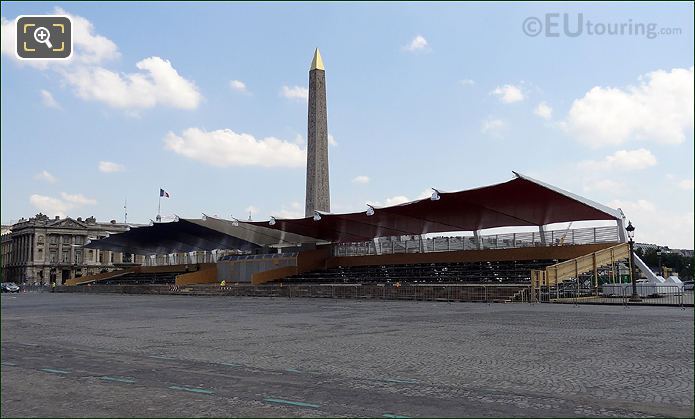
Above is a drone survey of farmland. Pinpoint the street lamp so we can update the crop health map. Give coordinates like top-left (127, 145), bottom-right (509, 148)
top-left (657, 249), bottom-right (662, 277)
top-left (625, 221), bottom-right (641, 302)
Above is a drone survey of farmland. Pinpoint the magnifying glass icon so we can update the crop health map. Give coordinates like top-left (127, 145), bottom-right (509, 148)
top-left (33, 27), bottom-right (53, 49)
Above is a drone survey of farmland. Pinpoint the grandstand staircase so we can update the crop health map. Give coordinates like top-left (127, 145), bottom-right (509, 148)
top-left (530, 243), bottom-right (630, 301)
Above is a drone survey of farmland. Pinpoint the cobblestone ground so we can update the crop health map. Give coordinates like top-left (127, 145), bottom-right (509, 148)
top-left (1, 293), bottom-right (693, 417)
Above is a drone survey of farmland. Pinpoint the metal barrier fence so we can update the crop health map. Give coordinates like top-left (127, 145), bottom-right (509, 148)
top-left (56, 282), bottom-right (690, 307)
top-left (533, 284), bottom-right (691, 307)
top-left (143, 250), bottom-right (241, 266)
top-left (334, 225), bottom-right (620, 257)
top-left (18, 285), bottom-right (50, 293)
top-left (275, 284), bottom-right (530, 303)
top-left (59, 283), bottom-right (532, 303)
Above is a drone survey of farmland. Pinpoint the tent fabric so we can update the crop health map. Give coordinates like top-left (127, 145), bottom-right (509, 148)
top-left (85, 218), bottom-right (262, 255)
top-left (248, 174), bottom-right (621, 243)
top-left (186, 216), bottom-right (323, 246)
top-left (86, 173), bottom-right (622, 252)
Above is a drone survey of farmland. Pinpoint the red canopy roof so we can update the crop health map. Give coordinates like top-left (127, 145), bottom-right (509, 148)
top-left (249, 174), bottom-right (621, 243)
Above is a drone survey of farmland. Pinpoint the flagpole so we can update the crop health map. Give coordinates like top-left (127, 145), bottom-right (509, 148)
top-left (157, 191), bottom-right (161, 222)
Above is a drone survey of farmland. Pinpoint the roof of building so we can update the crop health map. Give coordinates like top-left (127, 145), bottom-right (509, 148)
top-left (85, 173), bottom-right (623, 254)
top-left (85, 218), bottom-right (263, 255)
top-left (249, 172), bottom-right (622, 243)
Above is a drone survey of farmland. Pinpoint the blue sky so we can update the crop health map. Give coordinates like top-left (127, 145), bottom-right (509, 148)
top-left (1, 2), bottom-right (693, 248)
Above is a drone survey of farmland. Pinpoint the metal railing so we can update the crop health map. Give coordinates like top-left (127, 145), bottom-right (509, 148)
top-left (334, 226), bottom-right (620, 257)
top-left (216, 283), bottom-right (531, 303)
top-left (533, 283), bottom-right (690, 307)
top-left (143, 250), bottom-right (242, 266)
top-left (18, 284), bottom-right (50, 293)
top-left (61, 283), bottom-right (532, 303)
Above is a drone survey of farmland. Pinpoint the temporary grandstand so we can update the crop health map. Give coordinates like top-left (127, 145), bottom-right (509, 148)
top-left (75, 172), bottom-right (656, 298)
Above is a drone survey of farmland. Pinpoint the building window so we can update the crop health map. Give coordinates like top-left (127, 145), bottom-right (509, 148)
top-left (99, 251), bottom-right (104, 264)
top-left (37, 235), bottom-right (44, 244)
top-left (62, 235), bottom-right (71, 244)
top-left (37, 248), bottom-right (43, 260)
top-left (75, 236), bottom-right (84, 245)
top-left (110, 253), bottom-right (114, 263)
top-left (88, 249), bottom-right (94, 261)
top-left (62, 251), bottom-right (70, 263)
top-left (49, 235), bottom-right (58, 245)
top-left (50, 251), bottom-right (57, 263)
top-left (75, 250), bottom-right (82, 264)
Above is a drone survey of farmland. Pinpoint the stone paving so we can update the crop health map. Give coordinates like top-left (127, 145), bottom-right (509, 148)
top-left (1, 293), bottom-right (693, 417)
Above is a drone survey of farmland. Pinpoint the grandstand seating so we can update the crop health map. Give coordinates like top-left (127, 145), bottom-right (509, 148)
top-left (100, 271), bottom-right (179, 285)
top-left (281, 259), bottom-right (558, 284)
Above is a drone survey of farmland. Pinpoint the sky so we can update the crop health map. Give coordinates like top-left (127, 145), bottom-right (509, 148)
top-left (1, 1), bottom-right (693, 248)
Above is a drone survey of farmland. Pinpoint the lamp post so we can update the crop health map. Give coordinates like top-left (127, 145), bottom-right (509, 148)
top-left (626, 221), bottom-right (641, 302)
top-left (657, 249), bottom-right (662, 277)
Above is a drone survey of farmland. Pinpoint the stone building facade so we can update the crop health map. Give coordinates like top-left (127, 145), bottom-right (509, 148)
top-left (0, 213), bottom-right (145, 285)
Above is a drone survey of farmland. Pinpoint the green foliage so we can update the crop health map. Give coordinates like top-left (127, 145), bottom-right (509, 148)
top-left (636, 247), bottom-right (693, 280)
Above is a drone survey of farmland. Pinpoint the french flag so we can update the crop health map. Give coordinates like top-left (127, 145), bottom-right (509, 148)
top-left (160, 188), bottom-right (170, 198)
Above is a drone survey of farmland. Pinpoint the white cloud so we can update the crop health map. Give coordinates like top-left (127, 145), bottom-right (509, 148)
top-left (0, 17), bottom-right (16, 61)
top-left (609, 199), bottom-right (693, 248)
top-left (416, 189), bottom-right (434, 200)
top-left (565, 67), bottom-right (694, 148)
top-left (579, 148), bottom-right (657, 172)
top-left (582, 178), bottom-right (625, 193)
top-left (491, 84), bottom-right (524, 103)
top-left (368, 189), bottom-right (431, 208)
top-left (60, 192), bottom-right (97, 206)
top-left (481, 117), bottom-right (506, 137)
top-left (281, 85), bottom-right (308, 101)
top-left (293, 134), bottom-right (305, 146)
top-left (534, 101), bottom-right (552, 120)
top-left (34, 170), bottom-right (57, 184)
top-left (3, 11), bottom-right (201, 112)
top-left (98, 161), bottom-right (125, 173)
top-left (274, 202), bottom-right (303, 219)
top-left (459, 79), bottom-right (475, 86)
top-left (29, 195), bottom-right (72, 218)
top-left (40, 90), bottom-right (61, 109)
top-left (55, 7), bottom-right (120, 65)
top-left (678, 179), bottom-right (694, 190)
top-left (352, 175), bottom-right (370, 184)
top-left (62, 57), bottom-right (202, 110)
top-left (164, 127), bottom-right (306, 168)
top-left (2, 9), bottom-right (119, 68)
top-left (384, 196), bottom-right (410, 206)
top-left (403, 35), bottom-right (428, 52)
top-left (229, 79), bottom-right (248, 93)
top-left (328, 133), bottom-right (338, 147)
top-left (29, 191), bottom-right (96, 218)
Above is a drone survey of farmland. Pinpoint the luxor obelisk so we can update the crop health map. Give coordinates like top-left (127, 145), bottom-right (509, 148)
top-left (305, 48), bottom-right (330, 217)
